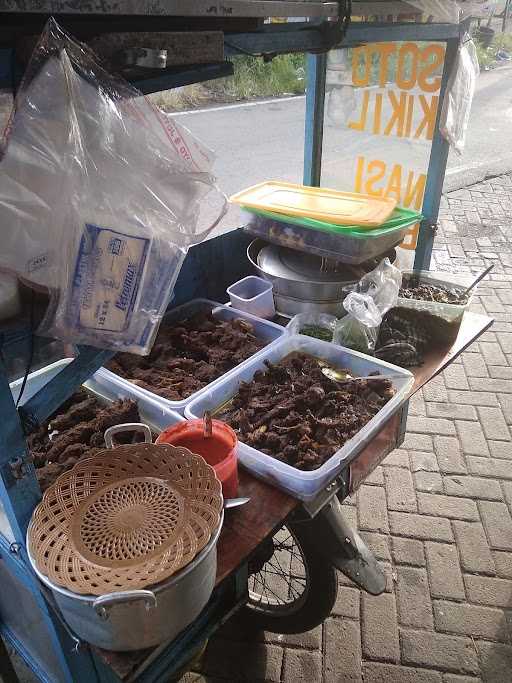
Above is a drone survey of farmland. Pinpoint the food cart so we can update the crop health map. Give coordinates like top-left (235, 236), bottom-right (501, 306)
top-left (0, 2), bottom-right (493, 682)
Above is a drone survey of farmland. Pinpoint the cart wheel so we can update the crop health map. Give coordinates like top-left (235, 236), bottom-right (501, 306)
top-left (243, 521), bottom-right (337, 634)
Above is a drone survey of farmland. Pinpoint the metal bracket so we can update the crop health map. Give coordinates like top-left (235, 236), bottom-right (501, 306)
top-left (301, 471), bottom-right (348, 518)
top-left (7, 455), bottom-right (32, 481)
top-left (38, 583), bottom-right (84, 654)
top-left (320, 0), bottom-right (352, 50)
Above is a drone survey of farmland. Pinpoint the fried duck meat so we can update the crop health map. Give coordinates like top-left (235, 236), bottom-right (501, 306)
top-left (107, 312), bottom-right (265, 401)
top-left (216, 353), bottom-right (395, 472)
top-left (27, 389), bottom-right (142, 492)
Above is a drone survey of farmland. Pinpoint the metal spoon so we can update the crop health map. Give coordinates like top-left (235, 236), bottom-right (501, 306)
top-left (224, 497), bottom-right (251, 509)
top-left (321, 367), bottom-right (398, 384)
top-left (463, 263), bottom-right (494, 296)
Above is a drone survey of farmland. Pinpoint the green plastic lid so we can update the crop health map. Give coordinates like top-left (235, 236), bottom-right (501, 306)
top-left (244, 206), bottom-right (423, 239)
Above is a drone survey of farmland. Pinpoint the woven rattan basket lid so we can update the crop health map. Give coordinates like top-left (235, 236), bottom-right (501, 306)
top-left (28, 444), bottom-right (222, 595)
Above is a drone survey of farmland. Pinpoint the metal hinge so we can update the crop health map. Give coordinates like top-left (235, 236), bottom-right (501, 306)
top-left (9, 454), bottom-right (33, 480)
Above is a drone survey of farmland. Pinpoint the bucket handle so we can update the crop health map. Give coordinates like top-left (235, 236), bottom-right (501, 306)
top-left (93, 590), bottom-right (157, 620)
top-left (104, 423), bottom-right (152, 449)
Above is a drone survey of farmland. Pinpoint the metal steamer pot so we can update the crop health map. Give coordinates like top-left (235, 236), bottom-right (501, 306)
top-left (27, 519), bottom-right (222, 651)
top-left (26, 424), bottom-right (224, 652)
top-left (247, 239), bottom-right (397, 317)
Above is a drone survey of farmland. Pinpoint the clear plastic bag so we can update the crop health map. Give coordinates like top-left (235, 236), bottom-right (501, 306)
top-left (334, 294), bottom-right (382, 353)
top-left (354, 257), bottom-right (402, 315)
top-left (0, 19), bottom-right (227, 354)
top-left (440, 38), bottom-right (480, 154)
top-left (286, 313), bottom-right (338, 342)
top-left (334, 258), bottom-right (402, 354)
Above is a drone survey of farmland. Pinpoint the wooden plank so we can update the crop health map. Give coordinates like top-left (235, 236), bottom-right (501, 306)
top-left (349, 311), bottom-right (493, 492)
top-left (0, 1), bottom-right (339, 18)
top-left (96, 472), bottom-right (296, 681)
top-left (88, 31), bottom-right (224, 67)
top-left (216, 469), bottom-right (297, 585)
top-left (349, 411), bottom-right (401, 492)
top-left (353, 1), bottom-right (421, 17)
top-left (409, 312), bottom-right (493, 394)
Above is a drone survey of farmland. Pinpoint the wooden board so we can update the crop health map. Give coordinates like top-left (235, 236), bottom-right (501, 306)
top-left (349, 311), bottom-right (493, 492)
top-left (216, 469), bottom-right (297, 584)
top-left (409, 311), bottom-right (493, 394)
top-left (0, 1), bottom-right (339, 18)
top-left (88, 31), bottom-right (224, 67)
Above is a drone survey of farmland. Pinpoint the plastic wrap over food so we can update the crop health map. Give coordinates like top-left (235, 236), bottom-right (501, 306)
top-left (440, 38), bottom-right (480, 154)
top-left (286, 313), bottom-right (338, 342)
top-left (334, 258), bottom-right (402, 354)
top-left (0, 19), bottom-right (226, 354)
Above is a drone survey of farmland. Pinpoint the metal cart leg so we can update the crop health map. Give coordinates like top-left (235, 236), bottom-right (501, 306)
top-left (300, 496), bottom-right (386, 596)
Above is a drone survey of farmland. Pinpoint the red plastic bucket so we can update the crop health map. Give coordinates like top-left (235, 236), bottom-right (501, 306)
top-left (156, 419), bottom-right (238, 498)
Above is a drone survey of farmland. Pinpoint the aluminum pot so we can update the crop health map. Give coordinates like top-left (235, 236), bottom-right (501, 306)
top-left (27, 514), bottom-right (223, 651)
top-left (248, 238), bottom-right (356, 303)
top-left (26, 424), bottom-right (223, 651)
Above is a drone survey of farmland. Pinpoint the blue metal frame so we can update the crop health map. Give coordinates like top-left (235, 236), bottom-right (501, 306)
top-left (303, 53), bottom-right (327, 187)
top-left (0, 16), bottom-right (465, 682)
top-left (414, 35), bottom-right (461, 270)
top-left (0, 535), bottom-right (78, 683)
top-left (302, 22), bottom-right (465, 272)
top-left (133, 61), bottom-right (234, 95)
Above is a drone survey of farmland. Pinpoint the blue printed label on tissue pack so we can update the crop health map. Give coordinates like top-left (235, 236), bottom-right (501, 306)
top-left (71, 224), bottom-right (149, 333)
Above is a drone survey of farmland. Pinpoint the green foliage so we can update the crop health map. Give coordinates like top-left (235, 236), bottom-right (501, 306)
top-left (494, 31), bottom-right (512, 51)
top-left (474, 39), bottom-right (497, 68)
top-left (151, 53), bottom-right (306, 111)
top-left (474, 32), bottom-right (512, 69)
top-left (212, 54), bottom-right (306, 99)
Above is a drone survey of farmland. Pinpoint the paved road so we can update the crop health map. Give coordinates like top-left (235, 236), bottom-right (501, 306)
top-left (174, 64), bottom-right (512, 232)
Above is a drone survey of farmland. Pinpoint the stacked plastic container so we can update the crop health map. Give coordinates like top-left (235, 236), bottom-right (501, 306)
top-left (397, 271), bottom-right (472, 324)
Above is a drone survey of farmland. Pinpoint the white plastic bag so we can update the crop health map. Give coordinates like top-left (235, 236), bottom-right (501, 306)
top-left (0, 19), bottom-right (226, 354)
top-left (334, 258), bottom-right (402, 354)
top-left (440, 38), bottom-right (480, 154)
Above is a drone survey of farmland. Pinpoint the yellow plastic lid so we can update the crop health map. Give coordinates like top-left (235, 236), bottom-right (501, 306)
top-left (230, 181), bottom-right (397, 228)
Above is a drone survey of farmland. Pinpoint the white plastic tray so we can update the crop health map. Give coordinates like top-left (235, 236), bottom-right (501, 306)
top-left (100, 298), bottom-right (286, 414)
top-left (11, 359), bottom-right (184, 434)
top-left (185, 335), bottom-right (414, 501)
top-left (3, 359), bottom-right (184, 543)
top-left (398, 271), bottom-right (473, 323)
